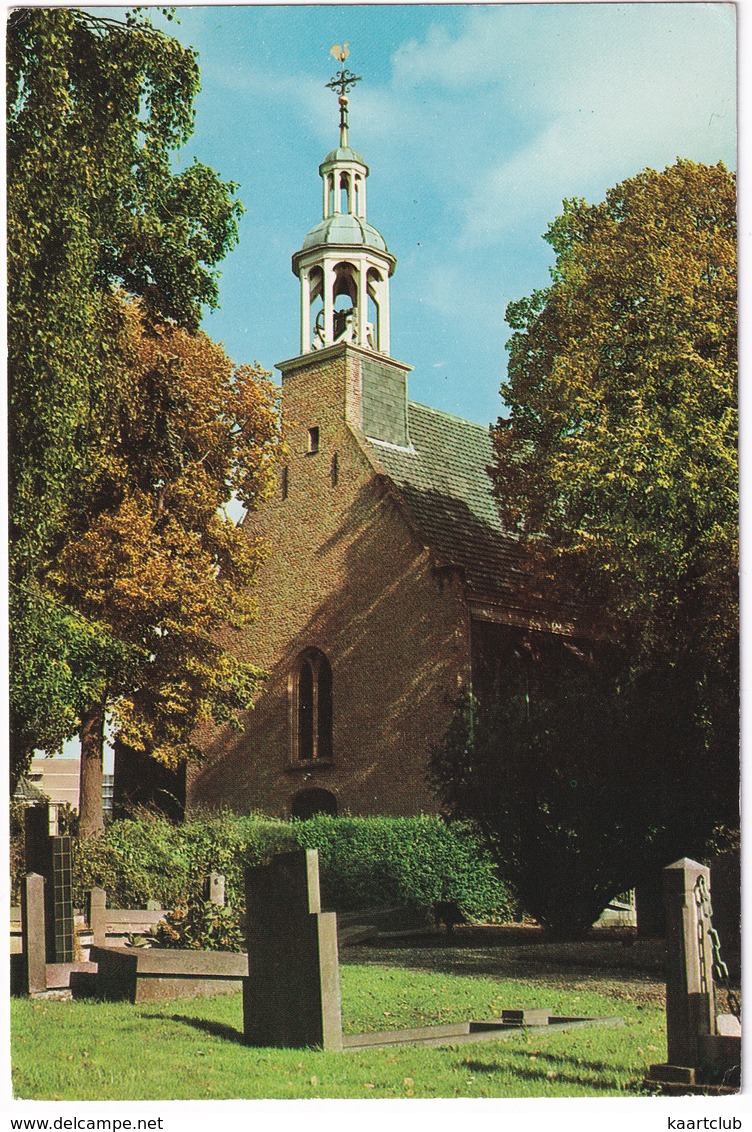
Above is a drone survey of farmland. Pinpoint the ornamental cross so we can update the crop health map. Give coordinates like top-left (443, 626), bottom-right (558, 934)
top-left (326, 42), bottom-right (361, 98)
top-left (327, 45), bottom-right (361, 145)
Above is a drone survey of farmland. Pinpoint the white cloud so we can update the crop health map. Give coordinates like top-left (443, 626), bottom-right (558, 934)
top-left (388, 4), bottom-right (736, 246)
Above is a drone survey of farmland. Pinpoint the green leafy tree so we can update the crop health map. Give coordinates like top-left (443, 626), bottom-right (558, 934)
top-left (494, 159), bottom-right (736, 669)
top-left (433, 160), bottom-right (737, 935)
top-left (8, 7), bottom-right (244, 789)
top-left (50, 304), bottom-right (281, 836)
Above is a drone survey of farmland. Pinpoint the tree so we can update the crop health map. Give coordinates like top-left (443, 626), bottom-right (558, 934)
top-left (432, 655), bottom-right (731, 937)
top-left (50, 303), bottom-right (281, 836)
top-left (494, 160), bottom-right (737, 669)
top-left (433, 161), bottom-right (738, 935)
top-left (7, 7), bottom-right (244, 788)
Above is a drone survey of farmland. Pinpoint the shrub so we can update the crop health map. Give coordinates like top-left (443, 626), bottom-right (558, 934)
top-left (292, 814), bottom-right (514, 922)
top-left (71, 808), bottom-right (296, 910)
top-left (10, 799), bottom-right (27, 904)
top-left (70, 810), bottom-right (516, 923)
top-left (150, 898), bottom-right (244, 952)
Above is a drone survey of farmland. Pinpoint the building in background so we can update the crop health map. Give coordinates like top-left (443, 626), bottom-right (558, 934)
top-left (21, 747), bottom-right (115, 818)
top-left (25, 758), bottom-right (80, 809)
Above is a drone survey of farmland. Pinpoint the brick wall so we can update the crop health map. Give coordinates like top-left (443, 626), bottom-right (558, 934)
top-left (189, 344), bottom-right (471, 817)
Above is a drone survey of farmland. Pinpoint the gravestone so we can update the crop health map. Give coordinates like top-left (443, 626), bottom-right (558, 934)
top-left (243, 849), bottom-right (342, 1050)
top-left (204, 872), bottom-right (226, 906)
top-left (21, 873), bottom-right (47, 995)
top-left (86, 887), bottom-right (107, 948)
top-left (24, 805), bottom-right (74, 962)
top-left (24, 805), bottom-right (55, 960)
top-left (664, 858), bottom-right (716, 1069)
top-left (649, 858), bottom-right (741, 1091)
top-left (51, 835), bottom-right (75, 962)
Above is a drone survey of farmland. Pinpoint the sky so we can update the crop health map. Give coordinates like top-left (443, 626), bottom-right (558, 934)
top-left (124, 1), bottom-right (739, 429)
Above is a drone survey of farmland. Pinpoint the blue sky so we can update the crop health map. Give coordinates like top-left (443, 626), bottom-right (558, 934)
top-left (135, 3), bottom-right (737, 428)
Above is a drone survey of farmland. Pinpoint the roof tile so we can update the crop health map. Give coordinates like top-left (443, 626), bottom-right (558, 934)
top-left (366, 401), bottom-right (524, 604)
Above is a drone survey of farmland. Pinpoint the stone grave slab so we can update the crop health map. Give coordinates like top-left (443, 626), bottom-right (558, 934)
top-left (92, 945), bottom-right (248, 1002)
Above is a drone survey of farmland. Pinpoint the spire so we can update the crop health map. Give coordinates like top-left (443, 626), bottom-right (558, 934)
top-left (326, 45), bottom-right (361, 148)
top-left (290, 49), bottom-right (395, 357)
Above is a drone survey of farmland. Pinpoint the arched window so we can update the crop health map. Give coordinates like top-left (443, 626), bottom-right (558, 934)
top-left (293, 649), bottom-right (333, 762)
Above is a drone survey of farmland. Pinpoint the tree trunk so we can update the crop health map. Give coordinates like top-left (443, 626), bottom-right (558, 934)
top-left (78, 703), bottom-right (105, 838)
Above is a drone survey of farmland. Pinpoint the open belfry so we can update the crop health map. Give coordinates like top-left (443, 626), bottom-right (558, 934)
top-left (185, 53), bottom-right (581, 820)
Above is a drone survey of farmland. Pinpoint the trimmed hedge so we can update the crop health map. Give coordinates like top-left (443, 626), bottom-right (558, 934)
top-left (70, 810), bottom-right (516, 922)
top-left (292, 814), bottom-right (514, 920)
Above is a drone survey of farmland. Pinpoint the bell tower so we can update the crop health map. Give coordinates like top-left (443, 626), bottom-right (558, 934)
top-left (292, 54), bottom-right (396, 356)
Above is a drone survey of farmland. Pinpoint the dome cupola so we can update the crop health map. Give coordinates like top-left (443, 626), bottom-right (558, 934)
top-left (292, 50), bottom-right (395, 356)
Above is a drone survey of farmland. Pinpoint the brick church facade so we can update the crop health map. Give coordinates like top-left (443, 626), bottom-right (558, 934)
top-left (173, 79), bottom-right (591, 822)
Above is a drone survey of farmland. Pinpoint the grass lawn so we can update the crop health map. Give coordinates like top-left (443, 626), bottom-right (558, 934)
top-left (11, 961), bottom-right (667, 1099)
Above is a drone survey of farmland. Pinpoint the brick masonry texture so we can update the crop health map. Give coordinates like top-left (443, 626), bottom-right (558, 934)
top-left (189, 345), bottom-right (471, 817)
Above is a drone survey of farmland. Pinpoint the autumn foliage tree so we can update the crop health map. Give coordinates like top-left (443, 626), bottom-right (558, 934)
top-left (432, 160), bottom-right (738, 933)
top-left (50, 304), bottom-right (281, 836)
top-left (7, 8), bottom-right (244, 790)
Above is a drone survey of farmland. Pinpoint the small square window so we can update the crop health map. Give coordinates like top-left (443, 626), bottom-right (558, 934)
top-left (307, 426), bottom-right (320, 454)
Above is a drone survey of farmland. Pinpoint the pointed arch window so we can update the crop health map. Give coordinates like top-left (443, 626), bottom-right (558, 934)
top-left (293, 648), bottom-right (333, 762)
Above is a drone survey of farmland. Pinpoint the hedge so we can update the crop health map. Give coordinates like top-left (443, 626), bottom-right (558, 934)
top-left (69, 810), bottom-right (516, 922)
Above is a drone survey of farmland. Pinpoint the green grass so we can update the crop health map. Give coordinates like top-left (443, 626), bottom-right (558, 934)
top-left (12, 963), bottom-right (666, 1100)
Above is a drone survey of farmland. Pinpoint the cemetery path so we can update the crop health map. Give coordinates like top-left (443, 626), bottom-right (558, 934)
top-left (343, 927), bottom-right (741, 1015)
top-left (342, 928), bottom-right (669, 1006)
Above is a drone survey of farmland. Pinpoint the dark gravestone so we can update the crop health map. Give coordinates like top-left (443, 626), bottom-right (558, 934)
top-left (24, 806), bottom-right (74, 962)
top-left (635, 873), bottom-right (665, 938)
top-left (243, 849), bottom-right (342, 1050)
top-left (51, 836), bottom-right (74, 962)
top-left (24, 806), bottom-right (54, 960)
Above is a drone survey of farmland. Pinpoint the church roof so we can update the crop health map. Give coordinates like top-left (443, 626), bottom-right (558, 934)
top-left (320, 145), bottom-right (368, 169)
top-left (365, 401), bottom-right (524, 606)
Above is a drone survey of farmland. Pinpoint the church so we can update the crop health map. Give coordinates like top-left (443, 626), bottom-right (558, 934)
top-left (170, 69), bottom-right (588, 820)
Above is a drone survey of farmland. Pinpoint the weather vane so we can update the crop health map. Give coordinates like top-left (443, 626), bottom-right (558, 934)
top-left (327, 43), bottom-right (362, 146)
